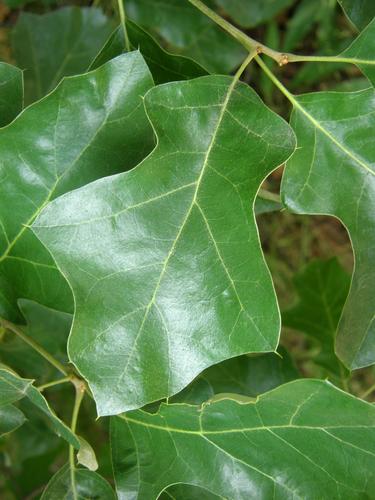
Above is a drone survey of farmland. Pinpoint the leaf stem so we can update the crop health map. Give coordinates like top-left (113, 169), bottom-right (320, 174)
top-left (254, 55), bottom-right (297, 107)
top-left (0, 317), bottom-right (69, 377)
top-left (37, 377), bottom-right (71, 391)
top-left (117, 0), bottom-right (130, 52)
top-left (257, 189), bottom-right (281, 204)
top-left (188, 0), bottom-right (369, 68)
top-left (360, 383), bottom-right (375, 400)
top-left (69, 380), bottom-right (85, 500)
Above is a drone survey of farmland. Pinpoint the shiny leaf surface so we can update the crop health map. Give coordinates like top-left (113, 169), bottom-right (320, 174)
top-left (11, 6), bottom-right (114, 104)
top-left (282, 88), bottom-right (375, 369)
top-left (0, 51), bottom-right (154, 322)
top-left (0, 62), bottom-right (23, 127)
top-left (41, 463), bottom-right (115, 500)
top-left (283, 258), bottom-right (350, 376)
top-left (91, 21), bottom-right (206, 83)
top-left (126, 0), bottom-right (245, 73)
top-left (111, 379), bottom-right (375, 499)
top-left (33, 76), bottom-right (295, 416)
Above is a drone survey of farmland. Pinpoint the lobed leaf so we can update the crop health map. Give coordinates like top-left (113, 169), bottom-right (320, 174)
top-left (33, 76), bottom-right (295, 416)
top-left (282, 88), bottom-right (375, 369)
top-left (0, 51), bottom-right (154, 321)
top-left (111, 379), bottom-right (375, 499)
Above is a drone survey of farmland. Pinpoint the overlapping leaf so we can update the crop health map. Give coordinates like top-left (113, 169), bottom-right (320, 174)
top-left (0, 51), bottom-right (154, 321)
top-left (282, 88), bottom-right (375, 369)
top-left (111, 379), bottom-right (375, 499)
top-left (126, 0), bottom-right (245, 73)
top-left (33, 76), bottom-right (295, 416)
top-left (0, 63), bottom-right (23, 127)
top-left (173, 349), bottom-right (299, 404)
top-left (11, 6), bottom-right (114, 103)
top-left (0, 404), bottom-right (25, 437)
top-left (283, 258), bottom-right (350, 377)
top-left (0, 299), bottom-right (71, 382)
top-left (91, 20), bottom-right (206, 83)
top-left (0, 368), bottom-right (79, 447)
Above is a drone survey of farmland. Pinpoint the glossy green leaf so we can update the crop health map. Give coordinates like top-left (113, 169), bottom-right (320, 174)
top-left (91, 21), bottom-right (206, 83)
top-left (11, 6), bottom-right (114, 104)
top-left (214, 0), bottom-right (294, 28)
top-left (0, 300), bottom-right (71, 382)
top-left (0, 368), bottom-right (79, 448)
top-left (172, 349), bottom-right (299, 404)
top-left (338, 0), bottom-right (375, 30)
top-left (161, 484), bottom-right (219, 500)
top-left (0, 51), bottom-right (154, 322)
top-left (0, 63), bottom-right (23, 127)
top-left (33, 76), bottom-right (295, 416)
top-left (111, 379), bottom-right (375, 499)
top-left (341, 18), bottom-right (375, 86)
top-left (41, 463), bottom-right (115, 500)
top-left (281, 88), bottom-right (375, 370)
top-left (283, 258), bottom-right (350, 376)
top-left (0, 404), bottom-right (26, 437)
top-left (126, 0), bottom-right (245, 73)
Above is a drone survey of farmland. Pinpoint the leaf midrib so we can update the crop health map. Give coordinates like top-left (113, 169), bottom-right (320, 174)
top-left (115, 76), bottom-right (245, 385)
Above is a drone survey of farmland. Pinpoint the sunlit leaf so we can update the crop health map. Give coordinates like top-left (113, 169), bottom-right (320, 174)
top-left (281, 88), bottom-right (375, 370)
top-left (111, 379), bottom-right (375, 498)
top-left (33, 76), bottom-right (295, 416)
top-left (0, 51), bottom-right (154, 322)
